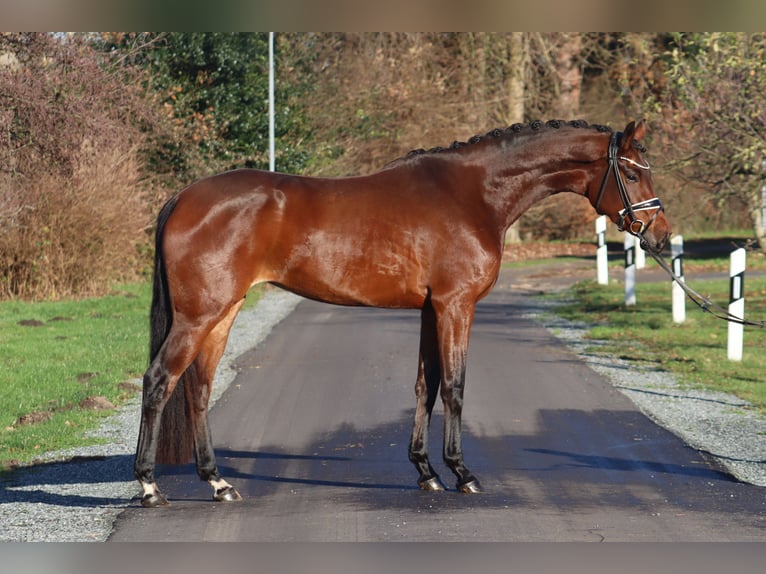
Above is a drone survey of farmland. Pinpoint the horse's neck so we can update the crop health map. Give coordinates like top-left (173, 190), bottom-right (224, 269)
top-left (479, 132), bottom-right (604, 230)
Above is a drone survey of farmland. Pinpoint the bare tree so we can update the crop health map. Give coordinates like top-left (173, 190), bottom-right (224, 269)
top-left (657, 33), bottom-right (766, 249)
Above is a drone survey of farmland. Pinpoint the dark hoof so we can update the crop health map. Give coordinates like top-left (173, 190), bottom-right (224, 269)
top-left (418, 476), bottom-right (446, 492)
top-left (214, 486), bottom-right (243, 502)
top-left (141, 492), bottom-right (169, 508)
top-left (457, 479), bottom-right (482, 494)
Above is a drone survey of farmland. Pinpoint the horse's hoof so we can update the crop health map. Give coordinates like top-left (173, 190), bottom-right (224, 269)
top-left (418, 476), bottom-right (446, 492)
top-left (141, 492), bottom-right (169, 508)
top-left (457, 479), bottom-right (482, 494)
top-left (214, 486), bottom-right (243, 502)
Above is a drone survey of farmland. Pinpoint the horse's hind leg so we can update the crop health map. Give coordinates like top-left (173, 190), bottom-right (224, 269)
top-left (188, 299), bottom-right (245, 502)
top-left (409, 298), bottom-right (446, 491)
top-left (135, 320), bottom-right (212, 507)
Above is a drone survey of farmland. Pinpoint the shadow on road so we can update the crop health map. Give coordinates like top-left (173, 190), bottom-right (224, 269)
top-left (0, 454), bottom-right (134, 508)
top-left (133, 406), bottom-right (760, 517)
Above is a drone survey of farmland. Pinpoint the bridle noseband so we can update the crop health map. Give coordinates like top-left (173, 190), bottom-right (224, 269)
top-left (594, 132), bottom-right (663, 243)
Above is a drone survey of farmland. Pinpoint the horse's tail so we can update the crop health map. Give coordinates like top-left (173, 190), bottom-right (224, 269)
top-left (147, 195), bottom-right (196, 465)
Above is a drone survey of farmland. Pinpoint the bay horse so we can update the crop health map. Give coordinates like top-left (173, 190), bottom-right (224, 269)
top-left (134, 119), bottom-right (671, 507)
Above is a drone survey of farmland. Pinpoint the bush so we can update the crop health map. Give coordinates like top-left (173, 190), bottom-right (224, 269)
top-left (0, 33), bottom-right (161, 300)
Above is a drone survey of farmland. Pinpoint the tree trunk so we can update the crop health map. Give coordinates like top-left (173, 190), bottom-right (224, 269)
top-left (749, 184), bottom-right (766, 251)
top-left (473, 33), bottom-right (489, 128)
top-left (552, 33), bottom-right (582, 118)
top-left (505, 32), bottom-right (527, 243)
top-left (506, 32), bottom-right (526, 126)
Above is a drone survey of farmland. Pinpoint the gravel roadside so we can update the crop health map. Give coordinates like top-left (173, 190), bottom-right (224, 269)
top-left (523, 295), bottom-right (766, 487)
top-left (1, 264), bottom-right (764, 542)
top-left (507, 261), bottom-right (766, 488)
top-left (0, 287), bottom-right (302, 542)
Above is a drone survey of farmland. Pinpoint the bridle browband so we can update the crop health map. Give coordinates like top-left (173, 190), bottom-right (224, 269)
top-left (594, 131), bottom-right (663, 245)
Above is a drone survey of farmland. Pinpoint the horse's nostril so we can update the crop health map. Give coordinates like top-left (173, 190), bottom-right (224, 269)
top-left (640, 232), bottom-right (669, 254)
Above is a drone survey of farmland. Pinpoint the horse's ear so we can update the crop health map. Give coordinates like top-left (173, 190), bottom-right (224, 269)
top-left (620, 119), bottom-right (647, 152)
top-left (632, 119), bottom-right (647, 142)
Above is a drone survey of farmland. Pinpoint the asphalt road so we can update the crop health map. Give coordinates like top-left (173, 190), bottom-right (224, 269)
top-left (109, 270), bottom-right (766, 542)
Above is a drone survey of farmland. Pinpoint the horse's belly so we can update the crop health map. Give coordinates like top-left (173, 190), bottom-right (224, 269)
top-left (267, 246), bottom-right (426, 308)
top-left (275, 265), bottom-right (427, 309)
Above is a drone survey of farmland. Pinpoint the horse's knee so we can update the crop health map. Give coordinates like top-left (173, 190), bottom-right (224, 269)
top-left (441, 393), bottom-right (463, 419)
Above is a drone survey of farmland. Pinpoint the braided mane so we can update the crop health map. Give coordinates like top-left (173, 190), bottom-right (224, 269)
top-left (394, 120), bottom-right (614, 165)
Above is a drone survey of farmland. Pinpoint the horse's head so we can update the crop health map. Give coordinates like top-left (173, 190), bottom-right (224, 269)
top-left (589, 120), bottom-right (670, 254)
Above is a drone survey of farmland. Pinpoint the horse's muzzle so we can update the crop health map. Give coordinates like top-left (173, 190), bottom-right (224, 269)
top-left (639, 229), bottom-right (670, 254)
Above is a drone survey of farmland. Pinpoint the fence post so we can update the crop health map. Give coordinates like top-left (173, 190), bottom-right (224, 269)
top-left (636, 238), bottom-right (645, 269)
top-left (596, 216), bottom-right (608, 285)
top-left (671, 235), bottom-right (685, 324)
top-left (728, 248), bottom-right (746, 361)
top-left (624, 234), bottom-right (636, 306)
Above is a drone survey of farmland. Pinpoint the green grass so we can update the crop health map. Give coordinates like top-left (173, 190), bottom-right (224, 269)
top-left (549, 275), bottom-right (766, 412)
top-left (633, 248), bottom-right (766, 273)
top-left (0, 283), bottom-right (151, 467)
top-left (0, 283), bottom-right (264, 468)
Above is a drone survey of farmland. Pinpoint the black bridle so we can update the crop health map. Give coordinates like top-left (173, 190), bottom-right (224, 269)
top-left (595, 131), bottom-right (663, 247)
top-left (594, 133), bottom-right (763, 327)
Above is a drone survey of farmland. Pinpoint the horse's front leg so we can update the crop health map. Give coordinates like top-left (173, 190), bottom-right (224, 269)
top-left (409, 299), bottom-right (445, 491)
top-left (436, 299), bottom-right (482, 493)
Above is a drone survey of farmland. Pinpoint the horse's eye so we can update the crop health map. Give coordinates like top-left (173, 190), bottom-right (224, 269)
top-left (625, 172), bottom-right (639, 183)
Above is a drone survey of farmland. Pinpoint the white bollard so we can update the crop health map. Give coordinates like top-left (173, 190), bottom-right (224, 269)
top-left (635, 238), bottom-right (646, 269)
top-left (624, 234), bottom-right (636, 306)
top-left (728, 248), bottom-right (746, 361)
top-left (671, 235), bottom-right (685, 324)
top-left (596, 216), bottom-right (608, 285)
